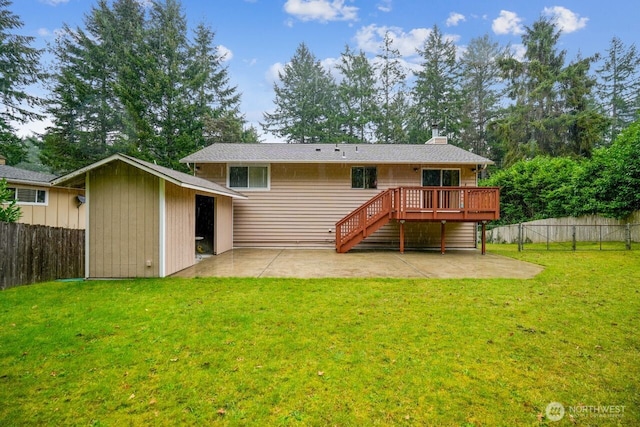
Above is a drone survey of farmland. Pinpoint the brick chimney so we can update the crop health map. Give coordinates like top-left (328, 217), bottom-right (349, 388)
top-left (0, 154), bottom-right (6, 165)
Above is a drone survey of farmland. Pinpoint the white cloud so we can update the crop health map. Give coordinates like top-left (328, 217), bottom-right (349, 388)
top-left (135, 0), bottom-right (153, 7)
top-left (492, 10), bottom-right (525, 35)
top-left (446, 12), bottom-right (466, 27)
top-left (217, 45), bottom-right (233, 62)
top-left (542, 6), bottom-right (588, 33)
top-left (37, 28), bottom-right (51, 37)
top-left (509, 43), bottom-right (526, 61)
top-left (39, 0), bottom-right (69, 5)
top-left (377, 0), bottom-right (392, 13)
top-left (284, 0), bottom-right (358, 23)
top-left (265, 62), bottom-right (286, 84)
top-left (354, 24), bottom-right (431, 57)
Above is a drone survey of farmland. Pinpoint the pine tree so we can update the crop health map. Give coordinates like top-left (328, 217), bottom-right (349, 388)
top-left (458, 34), bottom-right (505, 157)
top-left (42, 0), bottom-right (245, 172)
top-left (561, 55), bottom-right (609, 157)
top-left (189, 23), bottom-right (248, 144)
top-left (596, 37), bottom-right (640, 143)
top-left (336, 45), bottom-right (377, 143)
top-left (411, 25), bottom-right (461, 144)
top-left (41, 0), bottom-right (145, 172)
top-left (0, 0), bottom-right (43, 164)
top-left (495, 17), bottom-right (604, 164)
top-left (374, 32), bottom-right (408, 144)
top-left (262, 43), bottom-right (338, 143)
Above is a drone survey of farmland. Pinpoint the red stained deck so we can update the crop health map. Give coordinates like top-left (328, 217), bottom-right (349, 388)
top-left (335, 187), bottom-right (500, 254)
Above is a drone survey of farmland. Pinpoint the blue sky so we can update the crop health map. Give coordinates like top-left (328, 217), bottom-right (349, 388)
top-left (10, 0), bottom-right (640, 142)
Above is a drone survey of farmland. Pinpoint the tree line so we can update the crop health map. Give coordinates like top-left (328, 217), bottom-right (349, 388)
top-left (1, 0), bottom-right (639, 182)
top-left (482, 119), bottom-right (640, 223)
top-left (263, 19), bottom-right (639, 167)
top-left (1, 0), bottom-right (258, 174)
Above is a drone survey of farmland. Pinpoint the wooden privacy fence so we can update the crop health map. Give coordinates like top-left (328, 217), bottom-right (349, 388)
top-left (486, 213), bottom-right (640, 251)
top-left (0, 222), bottom-right (84, 290)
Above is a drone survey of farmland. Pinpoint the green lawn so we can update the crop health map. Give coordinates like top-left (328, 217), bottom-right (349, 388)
top-left (0, 245), bottom-right (638, 426)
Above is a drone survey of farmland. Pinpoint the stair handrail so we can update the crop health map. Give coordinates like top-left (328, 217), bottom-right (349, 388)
top-left (335, 189), bottom-right (394, 251)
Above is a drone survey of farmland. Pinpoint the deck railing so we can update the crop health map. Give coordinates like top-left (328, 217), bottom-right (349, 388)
top-left (335, 186), bottom-right (500, 252)
top-left (397, 187), bottom-right (500, 220)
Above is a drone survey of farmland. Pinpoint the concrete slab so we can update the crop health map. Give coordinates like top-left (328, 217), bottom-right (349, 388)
top-left (171, 249), bottom-right (544, 279)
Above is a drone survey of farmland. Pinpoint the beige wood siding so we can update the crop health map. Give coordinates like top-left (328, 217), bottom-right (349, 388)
top-left (198, 162), bottom-right (477, 249)
top-left (214, 195), bottom-right (233, 254)
top-left (89, 161), bottom-right (159, 278)
top-left (16, 186), bottom-right (85, 229)
top-left (164, 182), bottom-right (195, 276)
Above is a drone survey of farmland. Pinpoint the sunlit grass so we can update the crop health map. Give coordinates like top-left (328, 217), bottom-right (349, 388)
top-left (0, 245), bottom-right (638, 425)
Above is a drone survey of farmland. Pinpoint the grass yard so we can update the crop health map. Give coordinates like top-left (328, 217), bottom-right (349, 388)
top-left (0, 245), bottom-right (638, 426)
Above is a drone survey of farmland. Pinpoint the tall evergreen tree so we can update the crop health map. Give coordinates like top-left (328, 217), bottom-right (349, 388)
top-left (189, 23), bottom-right (249, 144)
top-left (410, 25), bottom-right (461, 144)
top-left (458, 34), bottom-right (505, 157)
top-left (596, 37), bottom-right (640, 143)
top-left (336, 45), bottom-right (377, 143)
top-left (142, 0), bottom-right (193, 169)
top-left (41, 0), bottom-right (145, 172)
top-left (495, 18), bottom-right (604, 164)
top-left (42, 0), bottom-right (245, 172)
top-left (560, 55), bottom-right (609, 157)
top-left (0, 0), bottom-right (43, 164)
top-left (262, 43), bottom-right (338, 143)
top-left (374, 32), bottom-right (408, 144)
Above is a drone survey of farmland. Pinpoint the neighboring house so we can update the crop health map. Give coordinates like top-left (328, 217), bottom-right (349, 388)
top-left (181, 136), bottom-right (499, 253)
top-left (51, 153), bottom-right (245, 279)
top-left (0, 161), bottom-right (85, 229)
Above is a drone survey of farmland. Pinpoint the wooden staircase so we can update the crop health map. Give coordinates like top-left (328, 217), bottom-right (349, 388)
top-left (335, 189), bottom-right (396, 253)
top-left (335, 187), bottom-right (500, 253)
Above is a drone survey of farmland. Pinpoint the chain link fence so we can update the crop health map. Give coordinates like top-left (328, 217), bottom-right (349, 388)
top-left (486, 215), bottom-right (640, 251)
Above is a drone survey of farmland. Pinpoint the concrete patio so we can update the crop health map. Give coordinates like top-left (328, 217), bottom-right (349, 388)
top-left (171, 248), bottom-right (544, 279)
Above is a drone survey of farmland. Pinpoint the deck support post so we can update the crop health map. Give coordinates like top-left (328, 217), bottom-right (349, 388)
top-left (481, 221), bottom-right (487, 255)
top-left (399, 220), bottom-right (405, 254)
top-left (440, 220), bottom-right (446, 255)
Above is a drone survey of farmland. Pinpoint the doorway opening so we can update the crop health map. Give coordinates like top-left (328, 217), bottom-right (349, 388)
top-left (195, 195), bottom-right (215, 255)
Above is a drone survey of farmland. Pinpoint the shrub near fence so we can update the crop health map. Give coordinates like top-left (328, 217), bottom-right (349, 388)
top-left (486, 212), bottom-right (640, 251)
top-left (0, 222), bottom-right (84, 289)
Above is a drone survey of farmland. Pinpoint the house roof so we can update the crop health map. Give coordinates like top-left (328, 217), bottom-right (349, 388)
top-left (180, 142), bottom-right (494, 165)
top-left (0, 165), bottom-right (57, 186)
top-left (51, 153), bottom-right (246, 199)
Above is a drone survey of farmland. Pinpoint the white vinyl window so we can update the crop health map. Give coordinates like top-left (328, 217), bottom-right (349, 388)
top-left (228, 165), bottom-right (269, 190)
top-left (8, 187), bottom-right (48, 205)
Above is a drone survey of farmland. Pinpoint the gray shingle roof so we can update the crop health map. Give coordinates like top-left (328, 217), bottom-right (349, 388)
top-left (118, 154), bottom-right (246, 199)
top-left (51, 153), bottom-right (245, 199)
top-left (0, 165), bottom-right (57, 186)
top-left (180, 143), bottom-right (494, 165)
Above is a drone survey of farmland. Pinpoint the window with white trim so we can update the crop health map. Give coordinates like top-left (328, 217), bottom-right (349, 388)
top-left (7, 187), bottom-right (48, 205)
top-left (228, 165), bottom-right (269, 190)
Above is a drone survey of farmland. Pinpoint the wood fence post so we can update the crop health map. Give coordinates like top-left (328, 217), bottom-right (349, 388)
top-left (518, 223), bottom-right (523, 252)
top-left (626, 223), bottom-right (632, 250)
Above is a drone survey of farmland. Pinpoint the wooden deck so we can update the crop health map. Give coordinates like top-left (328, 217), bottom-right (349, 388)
top-left (335, 187), bottom-right (500, 254)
